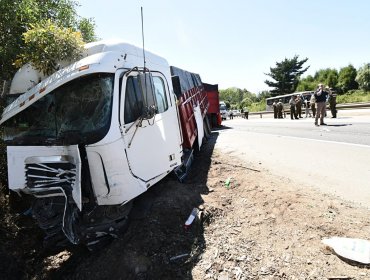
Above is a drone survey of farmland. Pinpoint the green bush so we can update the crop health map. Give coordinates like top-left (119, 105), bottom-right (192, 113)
top-left (249, 99), bottom-right (266, 112)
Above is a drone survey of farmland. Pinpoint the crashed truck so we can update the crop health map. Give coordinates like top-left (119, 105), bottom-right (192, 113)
top-left (0, 41), bottom-right (211, 247)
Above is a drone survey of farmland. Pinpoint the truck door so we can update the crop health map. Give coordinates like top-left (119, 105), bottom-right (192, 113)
top-left (120, 71), bottom-right (181, 182)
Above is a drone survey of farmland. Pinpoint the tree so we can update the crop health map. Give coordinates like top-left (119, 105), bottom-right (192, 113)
top-left (326, 72), bottom-right (338, 89)
top-left (219, 87), bottom-right (257, 109)
top-left (314, 68), bottom-right (338, 89)
top-left (78, 17), bottom-right (98, 43)
top-left (0, 0), bottom-right (39, 80)
top-left (265, 55), bottom-right (309, 96)
top-left (16, 20), bottom-right (84, 75)
top-left (240, 97), bottom-right (253, 109)
top-left (337, 64), bottom-right (358, 93)
top-left (0, 0), bottom-right (97, 81)
top-left (356, 63), bottom-right (370, 91)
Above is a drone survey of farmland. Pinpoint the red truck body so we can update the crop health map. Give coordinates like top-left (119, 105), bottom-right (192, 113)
top-left (203, 83), bottom-right (221, 127)
top-left (170, 66), bottom-right (209, 149)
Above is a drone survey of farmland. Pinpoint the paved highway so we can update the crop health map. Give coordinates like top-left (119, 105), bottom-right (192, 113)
top-left (214, 109), bottom-right (370, 208)
top-left (232, 109), bottom-right (370, 146)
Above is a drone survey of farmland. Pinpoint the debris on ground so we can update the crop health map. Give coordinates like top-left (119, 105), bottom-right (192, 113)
top-left (322, 237), bottom-right (370, 264)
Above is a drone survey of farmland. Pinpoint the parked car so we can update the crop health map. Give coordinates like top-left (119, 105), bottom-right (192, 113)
top-left (220, 101), bottom-right (229, 120)
top-left (232, 110), bottom-right (241, 117)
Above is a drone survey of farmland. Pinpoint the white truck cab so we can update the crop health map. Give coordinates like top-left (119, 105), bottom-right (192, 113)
top-left (1, 41), bottom-right (191, 247)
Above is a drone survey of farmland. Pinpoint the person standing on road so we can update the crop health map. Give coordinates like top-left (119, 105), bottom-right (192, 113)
top-left (304, 98), bottom-right (312, 118)
top-left (277, 99), bottom-right (284, 118)
top-left (244, 107), bottom-right (249, 119)
top-left (295, 95), bottom-right (303, 118)
top-left (229, 110), bottom-right (234, 120)
top-left (310, 93), bottom-right (316, 118)
top-left (273, 100), bottom-right (278, 119)
top-left (327, 87), bottom-right (337, 118)
top-left (289, 95), bottom-right (298, 120)
top-left (314, 84), bottom-right (329, 126)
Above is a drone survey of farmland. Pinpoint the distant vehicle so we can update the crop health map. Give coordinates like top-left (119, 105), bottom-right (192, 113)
top-left (231, 109), bottom-right (241, 117)
top-left (266, 91), bottom-right (313, 111)
top-left (220, 101), bottom-right (228, 120)
top-left (204, 83), bottom-right (221, 127)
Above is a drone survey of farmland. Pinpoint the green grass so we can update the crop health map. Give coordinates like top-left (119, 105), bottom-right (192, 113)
top-left (336, 90), bottom-right (370, 104)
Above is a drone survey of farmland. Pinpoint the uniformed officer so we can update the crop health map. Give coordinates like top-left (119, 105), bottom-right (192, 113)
top-left (277, 99), bottom-right (284, 118)
top-left (310, 93), bottom-right (316, 118)
top-left (295, 95), bottom-right (303, 118)
top-left (244, 107), bottom-right (249, 119)
top-left (272, 101), bottom-right (278, 119)
top-left (327, 87), bottom-right (337, 118)
top-left (289, 95), bottom-right (298, 120)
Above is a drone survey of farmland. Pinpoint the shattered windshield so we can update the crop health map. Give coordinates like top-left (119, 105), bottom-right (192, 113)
top-left (2, 73), bottom-right (114, 145)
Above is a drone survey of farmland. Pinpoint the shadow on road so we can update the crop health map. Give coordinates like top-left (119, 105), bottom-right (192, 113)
top-left (326, 124), bottom-right (353, 127)
top-left (211, 125), bottom-right (233, 131)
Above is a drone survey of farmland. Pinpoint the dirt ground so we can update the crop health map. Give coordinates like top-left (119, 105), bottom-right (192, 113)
top-left (1, 131), bottom-right (370, 279)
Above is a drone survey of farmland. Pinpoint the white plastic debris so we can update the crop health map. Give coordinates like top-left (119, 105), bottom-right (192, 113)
top-left (170, 253), bottom-right (189, 262)
top-left (184, 208), bottom-right (199, 230)
top-left (322, 237), bottom-right (370, 264)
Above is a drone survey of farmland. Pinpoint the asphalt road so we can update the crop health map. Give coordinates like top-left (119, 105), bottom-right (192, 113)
top-left (214, 109), bottom-right (370, 208)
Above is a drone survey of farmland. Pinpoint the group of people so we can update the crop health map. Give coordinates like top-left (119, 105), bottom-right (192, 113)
top-left (272, 84), bottom-right (337, 126)
top-left (272, 99), bottom-right (285, 119)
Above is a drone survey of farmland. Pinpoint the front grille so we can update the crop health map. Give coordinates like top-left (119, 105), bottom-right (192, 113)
top-left (26, 162), bottom-right (76, 190)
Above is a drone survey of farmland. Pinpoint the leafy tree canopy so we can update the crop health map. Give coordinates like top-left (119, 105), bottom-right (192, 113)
top-left (0, 0), bottom-right (97, 81)
top-left (219, 87), bottom-right (258, 109)
top-left (356, 63), bottom-right (370, 91)
top-left (15, 20), bottom-right (84, 75)
top-left (314, 68), bottom-right (338, 88)
top-left (78, 17), bottom-right (97, 43)
top-left (264, 55), bottom-right (309, 96)
top-left (338, 64), bottom-right (358, 93)
top-left (298, 69), bottom-right (338, 92)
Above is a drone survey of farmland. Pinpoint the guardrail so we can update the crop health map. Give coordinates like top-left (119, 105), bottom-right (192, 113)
top-left (249, 102), bottom-right (370, 118)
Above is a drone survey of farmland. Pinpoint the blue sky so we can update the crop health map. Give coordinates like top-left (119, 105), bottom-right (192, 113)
top-left (77, 0), bottom-right (370, 93)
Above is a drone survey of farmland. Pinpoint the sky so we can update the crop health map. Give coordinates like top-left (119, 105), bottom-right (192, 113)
top-left (77, 0), bottom-right (370, 93)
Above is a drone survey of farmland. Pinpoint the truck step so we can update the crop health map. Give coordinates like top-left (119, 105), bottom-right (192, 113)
top-left (173, 149), bottom-right (194, 183)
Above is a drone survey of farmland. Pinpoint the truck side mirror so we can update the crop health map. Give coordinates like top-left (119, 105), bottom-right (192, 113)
top-left (138, 72), bottom-right (156, 119)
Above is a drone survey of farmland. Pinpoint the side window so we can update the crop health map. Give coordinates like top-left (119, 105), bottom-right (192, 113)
top-left (153, 76), bottom-right (168, 113)
top-left (124, 76), bottom-right (144, 124)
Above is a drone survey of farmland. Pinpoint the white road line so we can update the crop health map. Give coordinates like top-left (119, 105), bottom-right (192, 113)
top-left (227, 130), bottom-right (370, 149)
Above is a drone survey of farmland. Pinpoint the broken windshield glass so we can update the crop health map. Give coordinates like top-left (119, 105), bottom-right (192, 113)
top-left (2, 73), bottom-right (114, 145)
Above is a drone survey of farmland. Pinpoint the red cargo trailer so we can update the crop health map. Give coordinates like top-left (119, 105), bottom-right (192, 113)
top-left (203, 83), bottom-right (221, 127)
top-left (170, 66), bottom-right (211, 181)
top-left (170, 66), bottom-right (209, 149)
